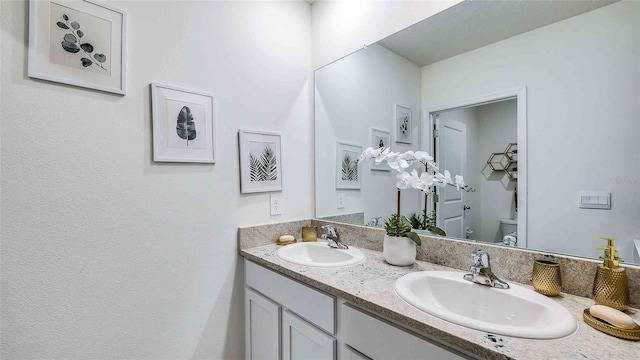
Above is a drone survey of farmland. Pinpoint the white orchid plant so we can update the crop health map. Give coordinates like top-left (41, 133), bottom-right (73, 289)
top-left (358, 146), bottom-right (473, 244)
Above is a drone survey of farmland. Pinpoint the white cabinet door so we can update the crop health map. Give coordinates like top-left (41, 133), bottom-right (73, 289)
top-left (245, 288), bottom-right (281, 360)
top-left (282, 310), bottom-right (335, 360)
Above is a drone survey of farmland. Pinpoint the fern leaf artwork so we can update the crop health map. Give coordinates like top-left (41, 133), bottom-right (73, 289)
top-left (249, 153), bottom-right (260, 182)
top-left (176, 106), bottom-right (196, 146)
top-left (249, 145), bottom-right (278, 182)
top-left (341, 153), bottom-right (359, 181)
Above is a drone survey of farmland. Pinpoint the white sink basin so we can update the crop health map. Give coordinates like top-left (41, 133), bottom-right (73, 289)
top-left (394, 271), bottom-right (577, 339)
top-left (276, 241), bottom-right (366, 267)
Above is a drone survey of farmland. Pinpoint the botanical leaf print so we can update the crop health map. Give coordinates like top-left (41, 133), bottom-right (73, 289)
top-left (249, 145), bottom-right (278, 182)
top-left (57, 13), bottom-right (107, 70)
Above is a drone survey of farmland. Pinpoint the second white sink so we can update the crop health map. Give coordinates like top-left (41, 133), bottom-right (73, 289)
top-left (394, 271), bottom-right (577, 339)
top-left (276, 241), bottom-right (366, 267)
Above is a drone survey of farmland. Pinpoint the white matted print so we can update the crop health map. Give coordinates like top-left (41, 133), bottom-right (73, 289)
top-left (370, 128), bottom-right (390, 171)
top-left (395, 104), bottom-right (412, 144)
top-left (28, 0), bottom-right (127, 95)
top-left (336, 142), bottom-right (361, 190)
top-left (151, 83), bottom-right (215, 163)
top-left (239, 130), bottom-right (283, 194)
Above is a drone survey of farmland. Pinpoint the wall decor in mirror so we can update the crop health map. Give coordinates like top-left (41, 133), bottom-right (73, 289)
top-left (314, 0), bottom-right (640, 265)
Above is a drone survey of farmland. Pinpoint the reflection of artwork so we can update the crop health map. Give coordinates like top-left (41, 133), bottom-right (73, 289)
top-left (29, 0), bottom-right (127, 94)
top-left (395, 104), bottom-right (412, 144)
top-left (341, 152), bottom-right (358, 181)
top-left (53, 9), bottom-right (109, 72)
top-left (239, 130), bottom-right (282, 193)
top-left (336, 142), bottom-right (361, 190)
top-left (152, 83), bottom-right (215, 163)
top-left (249, 145), bottom-right (278, 182)
top-left (370, 128), bottom-right (390, 171)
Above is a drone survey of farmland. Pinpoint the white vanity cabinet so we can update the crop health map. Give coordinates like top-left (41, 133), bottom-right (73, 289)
top-left (245, 260), bottom-right (337, 360)
top-left (244, 259), bottom-right (471, 360)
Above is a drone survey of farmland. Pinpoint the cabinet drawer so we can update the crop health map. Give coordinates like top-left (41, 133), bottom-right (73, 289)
top-left (245, 260), bottom-right (335, 334)
top-left (340, 302), bottom-right (470, 360)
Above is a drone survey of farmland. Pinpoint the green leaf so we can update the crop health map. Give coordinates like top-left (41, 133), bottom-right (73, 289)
top-left (64, 34), bottom-right (77, 43)
top-left (77, 30), bottom-right (84, 38)
top-left (70, 21), bottom-right (80, 30)
top-left (80, 43), bottom-right (94, 53)
top-left (93, 53), bottom-right (106, 63)
top-left (249, 153), bottom-right (260, 182)
top-left (61, 41), bottom-right (79, 53)
top-left (406, 231), bottom-right (422, 246)
top-left (63, 14), bottom-right (69, 21)
top-left (56, 22), bottom-right (69, 29)
top-left (80, 58), bottom-right (93, 67)
top-left (427, 226), bottom-right (446, 236)
top-left (176, 106), bottom-right (196, 146)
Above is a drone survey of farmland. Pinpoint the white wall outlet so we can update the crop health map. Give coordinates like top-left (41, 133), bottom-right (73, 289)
top-left (337, 193), bottom-right (345, 209)
top-left (270, 194), bottom-right (282, 215)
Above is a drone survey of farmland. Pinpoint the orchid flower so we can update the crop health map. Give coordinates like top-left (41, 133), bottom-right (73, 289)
top-left (411, 171), bottom-right (434, 191)
top-left (455, 175), bottom-right (466, 191)
top-left (358, 147), bottom-right (383, 163)
top-left (396, 171), bottom-right (413, 189)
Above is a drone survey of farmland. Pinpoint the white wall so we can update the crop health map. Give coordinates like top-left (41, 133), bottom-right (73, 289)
top-left (311, 0), bottom-right (461, 69)
top-left (315, 44), bottom-right (421, 223)
top-left (475, 100), bottom-right (517, 243)
top-left (0, 1), bottom-right (312, 358)
top-left (422, 1), bottom-right (640, 261)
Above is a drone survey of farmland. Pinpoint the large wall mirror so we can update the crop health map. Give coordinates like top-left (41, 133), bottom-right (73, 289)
top-left (314, 0), bottom-right (640, 264)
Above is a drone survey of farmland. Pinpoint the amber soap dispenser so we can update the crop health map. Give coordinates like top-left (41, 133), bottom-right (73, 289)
top-left (593, 238), bottom-right (629, 310)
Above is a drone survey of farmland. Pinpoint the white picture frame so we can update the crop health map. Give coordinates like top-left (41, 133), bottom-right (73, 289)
top-left (151, 83), bottom-right (216, 163)
top-left (370, 128), bottom-right (391, 171)
top-left (336, 142), bottom-right (362, 190)
top-left (28, 0), bottom-right (127, 95)
top-left (395, 104), bottom-right (412, 144)
top-left (239, 130), bottom-right (283, 194)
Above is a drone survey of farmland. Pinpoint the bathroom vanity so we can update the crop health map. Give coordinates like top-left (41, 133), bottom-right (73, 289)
top-left (240, 226), bottom-right (640, 360)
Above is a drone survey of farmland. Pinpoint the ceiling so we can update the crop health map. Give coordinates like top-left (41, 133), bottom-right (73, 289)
top-left (378, 0), bottom-right (618, 67)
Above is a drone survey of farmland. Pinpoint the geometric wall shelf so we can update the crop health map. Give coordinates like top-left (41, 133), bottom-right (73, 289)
top-left (486, 142), bottom-right (518, 181)
top-left (487, 152), bottom-right (509, 171)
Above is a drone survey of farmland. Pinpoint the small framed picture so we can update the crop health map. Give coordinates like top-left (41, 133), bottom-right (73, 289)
top-left (370, 128), bottom-right (390, 171)
top-left (395, 104), bottom-right (412, 144)
top-left (239, 130), bottom-right (283, 194)
top-left (28, 0), bottom-right (127, 95)
top-left (336, 142), bottom-right (362, 190)
top-left (151, 83), bottom-right (216, 163)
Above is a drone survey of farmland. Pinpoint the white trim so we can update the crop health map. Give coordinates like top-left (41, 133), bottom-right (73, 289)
top-left (424, 87), bottom-right (528, 248)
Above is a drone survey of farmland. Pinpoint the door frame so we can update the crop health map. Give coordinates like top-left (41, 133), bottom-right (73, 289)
top-left (421, 87), bottom-right (527, 248)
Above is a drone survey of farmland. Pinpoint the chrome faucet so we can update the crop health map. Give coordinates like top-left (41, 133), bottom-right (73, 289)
top-left (321, 224), bottom-right (349, 249)
top-left (463, 249), bottom-right (510, 289)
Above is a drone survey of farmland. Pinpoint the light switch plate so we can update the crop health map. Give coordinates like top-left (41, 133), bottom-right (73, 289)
top-left (337, 193), bottom-right (345, 209)
top-left (578, 191), bottom-right (611, 209)
top-left (270, 194), bottom-right (282, 215)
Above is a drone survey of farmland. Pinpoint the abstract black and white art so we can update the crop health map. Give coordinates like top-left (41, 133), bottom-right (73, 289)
top-left (151, 83), bottom-right (216, 163)
top-left (336, 142), bottom-right (361, 190)
top-left (370, 128), bottom-right (390, 171)
top-left (28, 0), bottom-right (127, 95)
top-left (395, 104), bottom-right (412, 144)
top-left (239, 130), bottom-right (282, 193)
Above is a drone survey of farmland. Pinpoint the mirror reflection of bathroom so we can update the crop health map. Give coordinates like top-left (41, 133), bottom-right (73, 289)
top-left (430, 99), bottom-right (518, 246)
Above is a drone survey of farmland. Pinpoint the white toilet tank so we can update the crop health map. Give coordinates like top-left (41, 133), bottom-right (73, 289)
top-left (499, 218), bottom-right (517, 237)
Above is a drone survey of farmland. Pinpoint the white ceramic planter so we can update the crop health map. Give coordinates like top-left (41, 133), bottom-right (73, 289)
top-left (383, 235), bottom-right (416, 266)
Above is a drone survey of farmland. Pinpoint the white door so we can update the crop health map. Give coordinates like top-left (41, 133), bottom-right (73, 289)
top-left (435, 117), bottom-right (467, 239)
top-left (283, 310), bottom-right (336, 360)
top-left (245, 288), bottom-right (281, 360)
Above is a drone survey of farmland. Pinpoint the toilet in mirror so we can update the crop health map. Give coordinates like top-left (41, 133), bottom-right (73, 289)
top-left (314, 0), bottom-right (640, 265)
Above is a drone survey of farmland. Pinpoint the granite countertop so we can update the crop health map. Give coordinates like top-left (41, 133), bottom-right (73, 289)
top-left (241, 243), bottom-right (640, 360)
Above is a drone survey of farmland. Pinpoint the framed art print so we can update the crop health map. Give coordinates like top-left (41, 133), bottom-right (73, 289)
top-left (28, 0), bottom-right (127, 95)
top-left (395, 104), bottom-right (412, 144)
top-left (370, 128), bottom-right (390, 171)
top-left (336, 142), bottom-right (361, 190)
top-left (239, 130), bottom-right (283, 194)
top-left (151, 83), bottom-right (216, 163)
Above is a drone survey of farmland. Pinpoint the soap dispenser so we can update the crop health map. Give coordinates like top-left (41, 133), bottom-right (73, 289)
top-left (593, 238), bottom-right (629, 310)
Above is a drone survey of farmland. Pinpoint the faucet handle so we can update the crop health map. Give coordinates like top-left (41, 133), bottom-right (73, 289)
top-left (471, 249), bottom-right (490, 268)
top-left (321, 224), bottom-right (338, 238)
